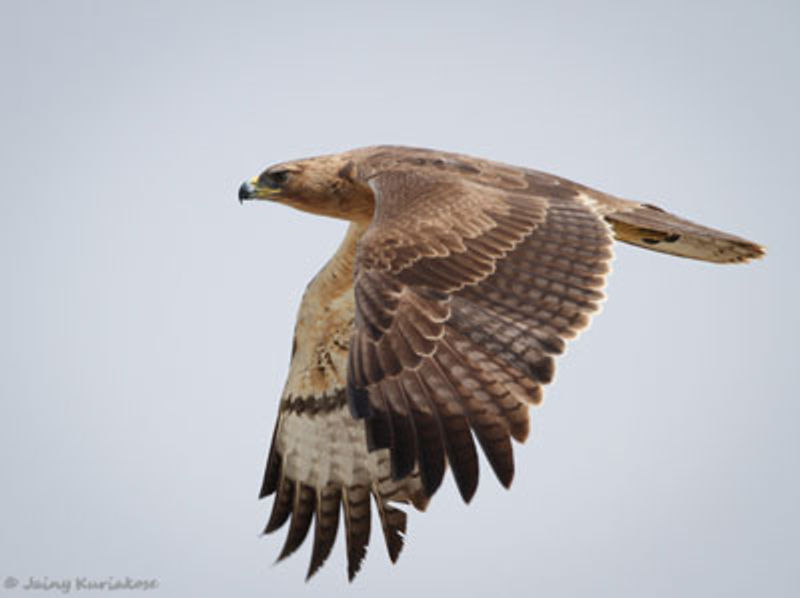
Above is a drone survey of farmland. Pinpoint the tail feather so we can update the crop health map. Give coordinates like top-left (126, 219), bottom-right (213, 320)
top-left (604, 203), bottom-right (765, 263)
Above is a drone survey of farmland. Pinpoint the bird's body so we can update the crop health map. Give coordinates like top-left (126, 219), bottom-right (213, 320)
top-left (239, 145), bottom-right (763, 580)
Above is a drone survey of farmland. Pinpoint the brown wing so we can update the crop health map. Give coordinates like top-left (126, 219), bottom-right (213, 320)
top-left (259, 231), bottom-right (428, 581)
top-left (347, 161), bottom-right (614, 502)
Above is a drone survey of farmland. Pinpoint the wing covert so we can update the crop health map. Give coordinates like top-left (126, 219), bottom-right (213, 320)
top-left (348, 165), bottom-right (613, 501)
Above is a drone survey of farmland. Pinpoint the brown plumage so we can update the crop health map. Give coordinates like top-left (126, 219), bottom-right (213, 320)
top-left (239, 145), bottom-right (764, 580)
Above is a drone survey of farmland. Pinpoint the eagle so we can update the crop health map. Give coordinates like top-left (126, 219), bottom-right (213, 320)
top-left (238, 145), bottom-right (764, 580)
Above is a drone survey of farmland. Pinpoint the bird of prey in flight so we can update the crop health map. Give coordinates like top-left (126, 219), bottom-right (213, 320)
top-left (238, 145), bottom-right (764, 580)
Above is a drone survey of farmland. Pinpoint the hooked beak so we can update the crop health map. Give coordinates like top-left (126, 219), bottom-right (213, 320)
top-left (238, 178), bottom-right (278, 204)
top-left (238, 180), bottom-right (256, 203)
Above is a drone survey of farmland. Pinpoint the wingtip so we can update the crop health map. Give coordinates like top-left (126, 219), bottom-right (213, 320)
top-left (346, 545), bottom-right (368, 582)
top-left (457, 479), bottom-right (478, 504)
top-left (275, 544), bottom-right (294, 563)
top-left (498, 468), bottom-right (514, 490)
top-left (346, 562), bottom-right (359, 583)
top-left (305, 562), bottom-right (321, 582)
top-left (305, 550), bottom-right (332, 581)
top-left (387, 535), bottom-right (405, 563)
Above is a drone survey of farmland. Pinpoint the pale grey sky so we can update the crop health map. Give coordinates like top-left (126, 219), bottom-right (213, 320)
top-left (1, 1), bottom-right (798, 596)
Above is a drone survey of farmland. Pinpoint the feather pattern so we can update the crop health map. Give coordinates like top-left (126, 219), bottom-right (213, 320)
top-left (251, 145), bottom-right (764, 579)
top-left (347, 167), bottom-right (614, 506)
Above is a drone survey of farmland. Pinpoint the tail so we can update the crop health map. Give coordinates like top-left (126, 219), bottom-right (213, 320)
top-left (603, 202), bottom-right (765, 264)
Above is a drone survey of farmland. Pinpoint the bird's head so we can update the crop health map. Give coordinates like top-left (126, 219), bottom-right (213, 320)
top-left (238, 153), bottom-right (374, 222)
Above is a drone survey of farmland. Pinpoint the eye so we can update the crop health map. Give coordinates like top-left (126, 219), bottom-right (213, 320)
top-left (259, 169), bottom-right (290, 189)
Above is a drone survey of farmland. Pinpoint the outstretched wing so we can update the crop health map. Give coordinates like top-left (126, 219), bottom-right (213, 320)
top-left (259, 245), bottom-right (428, 581)
top-left (347, 157), bottom-right (615, 503)
top-left (259, 146), bottom-right (764, 580)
